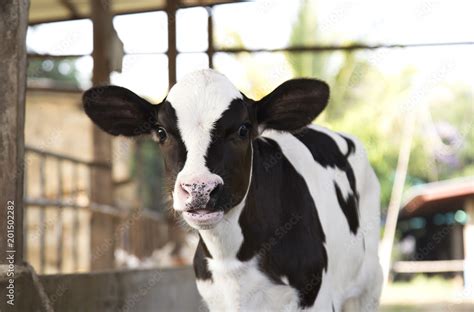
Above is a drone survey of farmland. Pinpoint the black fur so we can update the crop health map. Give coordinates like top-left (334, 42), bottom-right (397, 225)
top-left (334, 182), bottom-right (359, 234)
top-left (255, 79), bottom-right (329, 132)
top-left (155, 101), bottom-right (188, 195)
top-left (194, 236), bottom-right (213, 281)
top-left (205, 99), bottom-right (254, 214)
top-left (241, 138), bottom-right (328, 307)
top-left (83, 86), bottom-right (157, 136)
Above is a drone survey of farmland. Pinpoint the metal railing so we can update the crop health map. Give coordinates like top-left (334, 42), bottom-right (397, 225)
top-left (23, 146), bottom-right (166, 274)
top-left (24, 146), bottom-right (101, 273)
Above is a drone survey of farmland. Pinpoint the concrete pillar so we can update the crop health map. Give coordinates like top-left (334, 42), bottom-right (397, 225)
top-left (0, 0), bottom-right (28, 267)
top-left (464, 197), bottom-right (474, 296)
top-left (0, 2), bottom-right (53, 311)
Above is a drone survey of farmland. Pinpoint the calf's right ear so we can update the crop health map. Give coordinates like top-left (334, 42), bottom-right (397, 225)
top-left (82, 86), bottom-right (157, 136)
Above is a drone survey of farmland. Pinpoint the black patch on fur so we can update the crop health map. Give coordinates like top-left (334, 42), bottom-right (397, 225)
top-left (294, 129), bottom-right (360, 234)
top-left (334, 182), bottom-right (359, 234)
top-left (205, 99), bottom-right (253, 213)
top-left (156, 101), bottom-right (187, 195)
top-left (342, 135), bottom-right (356, 157)
top-left (193, 235), bottom-right (213, 281)
top-left (236, 138), bottom-right (328, 308)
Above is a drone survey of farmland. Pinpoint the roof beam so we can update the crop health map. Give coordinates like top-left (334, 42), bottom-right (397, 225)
top-left (29, 0), bottom-right (247, 26)
top-left (60, 0), bottom-right (80, 19)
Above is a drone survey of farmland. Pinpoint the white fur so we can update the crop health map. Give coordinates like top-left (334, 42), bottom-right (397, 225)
top-left (262, 128), bottom-right (382, 311)
top-left (197, 258), bottom-right (299, 312)
top-left (167, 69), bottom-right (243, 211)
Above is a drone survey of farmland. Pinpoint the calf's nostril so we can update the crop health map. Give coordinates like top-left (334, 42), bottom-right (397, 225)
top-left (180, 183), bottom-right (191, 196)
top-left (209, 184), bottom-right (223, 201)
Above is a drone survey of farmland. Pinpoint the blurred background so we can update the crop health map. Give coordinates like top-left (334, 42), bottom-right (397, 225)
top-left (20, 0), bottom-right (474, 311)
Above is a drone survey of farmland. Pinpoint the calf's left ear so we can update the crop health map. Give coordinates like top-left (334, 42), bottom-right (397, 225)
top-left (254, 78), bottom-right (329, 132)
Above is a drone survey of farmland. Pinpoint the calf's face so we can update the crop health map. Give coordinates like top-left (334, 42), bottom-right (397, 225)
top-left (83, 70), bottom-right (329, 230)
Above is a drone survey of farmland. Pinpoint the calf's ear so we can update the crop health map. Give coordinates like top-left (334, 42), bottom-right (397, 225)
top-left (254, 78), bottom-right (329, 132)
top-left (83, 86), bottom-right (157, 136)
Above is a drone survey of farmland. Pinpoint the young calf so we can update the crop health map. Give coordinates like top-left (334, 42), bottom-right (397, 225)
top-left (83, 69), bottom-right (382, 311)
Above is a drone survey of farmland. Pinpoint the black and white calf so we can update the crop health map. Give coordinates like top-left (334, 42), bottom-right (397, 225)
top-left (83, 69), bottom-right (383, 311)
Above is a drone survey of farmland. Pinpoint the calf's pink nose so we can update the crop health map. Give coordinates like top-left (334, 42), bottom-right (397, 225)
top-left (179, 180), bottom-right (223, 209)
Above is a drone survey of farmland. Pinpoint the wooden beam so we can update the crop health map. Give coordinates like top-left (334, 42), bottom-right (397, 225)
top-left (0, 0), bottom-right (29, 266)
top-left (89, 0), bottom-right (116, 271)
top-left (206, 6), bottom-right (214, 68)
top-left (27, 85), bottom-right (83, 94)
top-left (60, 0), bottom-right (80, 19)
top-left (380, 108), bottom-right (417, 287)
top-left (167, 0), bottom-right (178, 87)
top-left (215, 41), bottom-right (474, 54)
top-left (25, 146), bottom-right (109, 168)
top-left (29, 0), bottom-right (248, 26)
top-left (392, 260), bottom-right (465, 273)
top-left (0, 2), bottom-right (53, 310)
top-left (90, 0), bottom-right (114, 205)
top-left (463, 197), bottom-right (474, 293)
top-left (26, 41), bottom-right (474, 61)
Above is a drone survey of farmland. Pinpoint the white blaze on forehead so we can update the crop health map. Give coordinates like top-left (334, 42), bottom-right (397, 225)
top-left (167, 69), bottom-right (242, 173)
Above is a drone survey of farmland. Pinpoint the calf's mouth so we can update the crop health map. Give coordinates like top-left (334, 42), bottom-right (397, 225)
top-left (182, 209), bottom-right (224, 229)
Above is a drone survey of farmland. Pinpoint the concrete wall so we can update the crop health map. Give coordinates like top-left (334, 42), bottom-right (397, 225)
top-left (42, 266), bottom-right (203, 312)
top-left (0, 266), bottom-right (204, 312)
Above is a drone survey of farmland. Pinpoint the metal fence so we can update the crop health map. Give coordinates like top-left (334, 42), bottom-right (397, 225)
top-left (23, 146), bottom-right (167, 274)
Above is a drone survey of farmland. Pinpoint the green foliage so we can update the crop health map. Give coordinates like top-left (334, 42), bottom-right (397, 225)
top-left (287, 0), bottom-right (325, 78)
top-left (424, 84), bottom-right (474, 180)
top-left (286, 0), bottom-right (474, 210)
top-left (27, 58), bottom-right (80, 87)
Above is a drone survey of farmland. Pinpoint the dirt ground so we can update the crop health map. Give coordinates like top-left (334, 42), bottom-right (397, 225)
top-left (380, 275), bottom-right (474, 312)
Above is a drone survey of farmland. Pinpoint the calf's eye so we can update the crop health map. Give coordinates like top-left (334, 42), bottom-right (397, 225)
top-left (238, 123), bottom-right (251, 138)
top-left (156, 127), bottom-right (168, 143)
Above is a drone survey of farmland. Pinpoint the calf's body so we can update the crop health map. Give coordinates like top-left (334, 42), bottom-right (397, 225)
top-left (195, 126), bottom-right (382, 311)
top-left (83, 69), bottom-right (382, 311)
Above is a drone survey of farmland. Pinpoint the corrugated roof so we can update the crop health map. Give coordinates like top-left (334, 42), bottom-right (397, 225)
top-left (400, 176), bottom-right (474, 218)
top-left (29, 0), bottom-right (244, 25)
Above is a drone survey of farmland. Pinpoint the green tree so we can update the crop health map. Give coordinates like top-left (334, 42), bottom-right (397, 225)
top-left (286, 1), bottom-right (474, 209)
top-left (27, 58), bottom-right (81, 88)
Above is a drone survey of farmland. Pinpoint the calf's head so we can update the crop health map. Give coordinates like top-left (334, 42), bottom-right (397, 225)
top-left (83, 69), bottom-right (329, 230)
